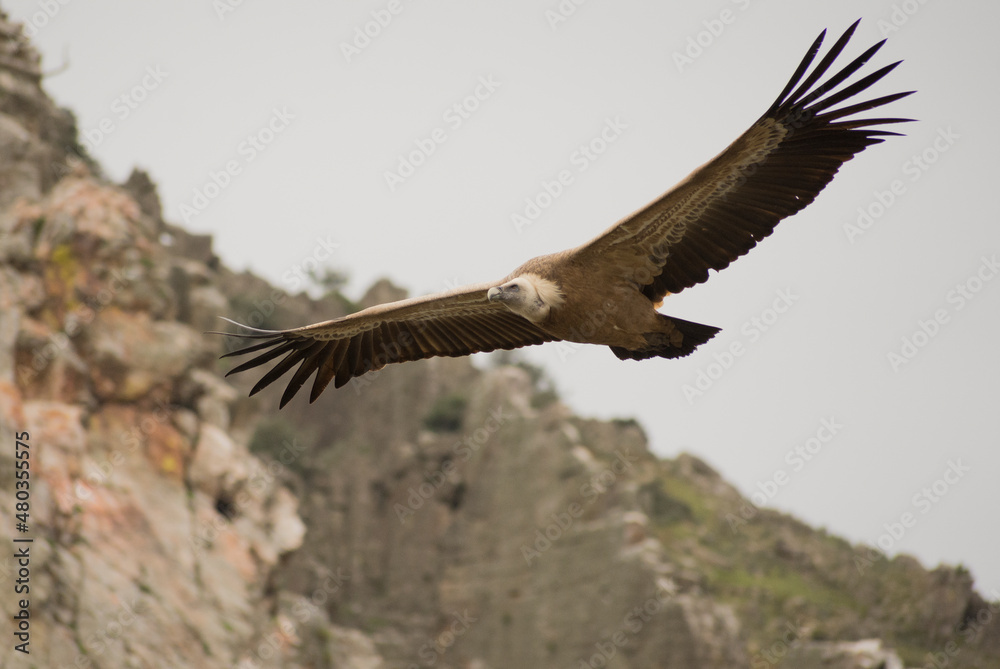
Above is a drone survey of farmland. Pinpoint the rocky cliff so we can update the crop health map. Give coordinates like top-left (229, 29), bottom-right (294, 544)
top-left (1, 11), bottom-right (998, 669)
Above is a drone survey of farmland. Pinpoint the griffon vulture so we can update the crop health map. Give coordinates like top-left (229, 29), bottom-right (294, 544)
top-left (216, 20), bottom-right (912, 407)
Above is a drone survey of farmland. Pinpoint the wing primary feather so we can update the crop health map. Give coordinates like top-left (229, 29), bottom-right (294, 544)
top-left (355, 329), bottom-right (376, 376)
top-left (279, 340), bottom-right (330, 408)
top-left (310, 341), bottom-right (344, 403)
top-left (768, 28), bottom-right (828, 115)
top-left (221, 337), bottom-right (288, 360)
top-left (787, 39), bottom-right (886, 113)
top-left (249, 342), bottom-right (314, 397)
top-left (779, 21), bottom-right (863, 110)
top-left (333, 344), bottom-right (356, 389)
top-left (338, 334), bottom-right (364, 386)
top-left (225, 340), bottom-right (299, 376)
top-left (819, 91), bottom-right (915, 121)
top-left (806, 62), bottom-right (904, 114)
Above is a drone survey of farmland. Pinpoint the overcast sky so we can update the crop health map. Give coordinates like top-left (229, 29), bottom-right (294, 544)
top-left (6, 0), bottom-right (999, 598)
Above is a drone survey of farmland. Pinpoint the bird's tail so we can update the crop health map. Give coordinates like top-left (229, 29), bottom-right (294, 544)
top-left (609, 315), bottom-right (721, 361)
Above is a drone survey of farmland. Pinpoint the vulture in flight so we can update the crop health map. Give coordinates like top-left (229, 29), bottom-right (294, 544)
top-left (217, 20), bottom-right (912, 408)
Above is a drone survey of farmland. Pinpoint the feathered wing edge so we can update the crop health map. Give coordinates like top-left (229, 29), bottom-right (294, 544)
top-left (578, 19), bottom-right (914, 301)
top-left (211, 295), bottom-right (556, 408)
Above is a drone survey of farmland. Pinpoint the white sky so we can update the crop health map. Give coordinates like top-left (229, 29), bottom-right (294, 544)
top-left (7, 0), bottom-right (999, 598)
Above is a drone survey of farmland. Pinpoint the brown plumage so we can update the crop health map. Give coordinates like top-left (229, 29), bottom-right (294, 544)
top-left (215, 20), bottom-right (913, 408)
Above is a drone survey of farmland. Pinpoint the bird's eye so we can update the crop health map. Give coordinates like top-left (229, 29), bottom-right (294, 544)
top-left (508, 285), bottom-right (519, 292)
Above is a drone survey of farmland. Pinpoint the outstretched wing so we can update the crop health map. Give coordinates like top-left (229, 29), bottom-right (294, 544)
top-left (216, 282), bottom-right (555, 407)
top-left (573, 20), bottom-right (914, 303)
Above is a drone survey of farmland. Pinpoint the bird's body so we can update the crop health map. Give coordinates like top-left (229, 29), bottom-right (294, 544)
top-left (492, 256), bottom-right (717, 358)
top-left (216, 20), bottom-right (913, 407)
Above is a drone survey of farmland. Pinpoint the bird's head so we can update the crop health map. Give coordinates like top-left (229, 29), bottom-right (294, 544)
top-left (487, 274), bottom-right (564, 323)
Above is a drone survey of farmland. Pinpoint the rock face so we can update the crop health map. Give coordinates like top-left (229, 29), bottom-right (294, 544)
top-left (0, 13), bottom-right (82, 213)
top-left (274, 364), bottom-right (748, 668)
top-left (0, 12), bottom-right (309, 667)
top-left (1, 10), bottom-right (998, 669)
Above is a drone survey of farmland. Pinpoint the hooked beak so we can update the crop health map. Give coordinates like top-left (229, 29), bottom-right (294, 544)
top-left (487, 286), bottom-right (503, 302)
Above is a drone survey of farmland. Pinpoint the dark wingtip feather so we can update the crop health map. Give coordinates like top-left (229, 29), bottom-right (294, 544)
top-left (768, 28), bottom-right (827, 115)
top-left (770, 21), bottom-right (915, 138)
top-left (224, 341), bottom-right (298, 378)
top-left (220, 338), bottom-right (286, 361)
top-left (277, 341), bottom-right (327, 408)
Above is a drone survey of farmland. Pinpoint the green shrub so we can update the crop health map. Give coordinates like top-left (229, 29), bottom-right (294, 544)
top-left (423, 393), bottom-right (468, 433)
